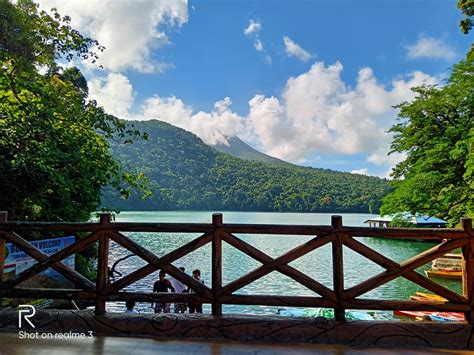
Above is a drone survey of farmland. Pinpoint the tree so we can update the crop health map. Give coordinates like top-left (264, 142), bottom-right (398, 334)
top-left (0, 0), bottom-right (146, 221)
top-left (380, 58), bottom-right (474, 225)
top-left (458, 0), bottom-right (474, 35)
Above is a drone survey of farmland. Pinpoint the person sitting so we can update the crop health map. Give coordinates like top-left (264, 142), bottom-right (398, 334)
top-left (153, 270), bottom-right (175, 313)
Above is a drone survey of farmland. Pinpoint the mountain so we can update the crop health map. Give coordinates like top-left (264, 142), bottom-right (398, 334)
top-left (210, 136), bottom-right (289, 166)
top-left (102, 120), bottom-right (391, 213)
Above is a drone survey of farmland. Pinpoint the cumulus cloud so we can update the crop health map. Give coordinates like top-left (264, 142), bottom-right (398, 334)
top-left (246, 61), bottom-right (439, 173)
top-left (244, 19), bottom-right (262, 36)
top-left (283, 36), bottom-right (312, 62)
top-left (88, 73), bottom-right (134, 118)
top-left (138, 96), bottom-right (245, 146)
top-left (38, 0), bottom-right (188, 73)
top-left (87, 61), bottom-right (438, 177)
top-left (405, 35), bottom-right (456, 61)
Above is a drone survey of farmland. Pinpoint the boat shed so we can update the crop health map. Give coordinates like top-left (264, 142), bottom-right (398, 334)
top-left (364, 214), bottom-right (448, 228)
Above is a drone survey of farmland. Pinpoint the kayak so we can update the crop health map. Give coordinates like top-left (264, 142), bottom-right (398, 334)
top-left (393, 310), bottom-right (464, 322)
top-left (413, 292), bottom-right (447, 302)
top-left (278, 307), bottom-right (374, 320)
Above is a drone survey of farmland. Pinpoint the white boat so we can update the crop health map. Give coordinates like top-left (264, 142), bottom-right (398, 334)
top-left (424, 253), bottom-right (462, 280)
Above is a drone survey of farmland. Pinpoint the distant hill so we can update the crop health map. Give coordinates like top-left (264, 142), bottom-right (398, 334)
top-left (102, 120), bottom-right (391, 213)
top-left (211, 136), bottom-right (289, 166)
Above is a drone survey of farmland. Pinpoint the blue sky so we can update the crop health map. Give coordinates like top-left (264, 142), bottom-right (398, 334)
top-left (40, 0), bottom-right (472, 177)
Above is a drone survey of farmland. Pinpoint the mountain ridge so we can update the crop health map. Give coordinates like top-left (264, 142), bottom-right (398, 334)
top-left (102, 119), bottom-right (390, 213)
top-left (210, 136), bottom-right (290, 166)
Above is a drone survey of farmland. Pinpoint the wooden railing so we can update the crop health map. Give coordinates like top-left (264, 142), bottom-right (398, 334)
top-left (0, 211), bottom-right (473, 322)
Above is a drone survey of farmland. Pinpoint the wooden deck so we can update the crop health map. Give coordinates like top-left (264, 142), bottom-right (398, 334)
top-left (1, 310), bottom-right (474, 351)
top-left (1, 332), bottom-right (469, 355)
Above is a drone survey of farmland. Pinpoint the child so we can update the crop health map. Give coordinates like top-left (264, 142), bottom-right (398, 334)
top-left (125, 300), bottom-right (138, 314)
top-left (188, 269), bottom-right (205, 313)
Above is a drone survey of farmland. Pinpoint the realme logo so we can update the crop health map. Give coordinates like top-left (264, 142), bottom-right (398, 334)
top-left (18, 305), bottom-right (36, 328)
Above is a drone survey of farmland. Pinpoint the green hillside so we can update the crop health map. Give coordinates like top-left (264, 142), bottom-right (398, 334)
top-left (102, 120), bottom-right (391, 213)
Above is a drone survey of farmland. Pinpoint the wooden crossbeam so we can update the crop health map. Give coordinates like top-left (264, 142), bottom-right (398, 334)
top-left (4, 232), bottom-right (100, 288)
top-left (103, 231), bottom-right (212, 297)
top-left (0, 231), bottom-right (96, 292)
top-left (220, 233), bottom-right (336, 301)
top-left (343, 237), bottom-right (467, 302)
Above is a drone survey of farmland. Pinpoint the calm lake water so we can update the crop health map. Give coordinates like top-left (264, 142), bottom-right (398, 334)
top-left (106, 211), bottom-right (461, 317)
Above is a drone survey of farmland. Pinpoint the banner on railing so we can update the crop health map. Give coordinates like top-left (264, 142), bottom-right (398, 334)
top-left (2, 236), bottom-right (75, 308)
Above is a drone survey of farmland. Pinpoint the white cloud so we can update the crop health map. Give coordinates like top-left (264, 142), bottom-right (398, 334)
top-left (254, 39), bottom-right (264, 52)
top-left (243, 19), bottom-right (271, 63)
top-left (38, 0), bottom-right (188, 73)
top-left (283, 36), bottom-right (312, 62)
top-left (244, 19), bottom-right (262, 36)
top-left (88, 73), bottom-right (134, 118)
top-left (138, 96), bottom-right (245, 146)
top-left (87, 61), bottom-right (438, 177)
top-left (405, 35), bottom-right (456, 61)
top-left (351, 168), bottom-right (369, 175)
top-left (246, 61), bottom-right (439, 171)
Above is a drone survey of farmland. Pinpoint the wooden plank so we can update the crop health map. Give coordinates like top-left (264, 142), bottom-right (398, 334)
top-left (331, 216), bottom-right (345, 322)
top-left (343, 235), bottom-right (399, 270)
top-left (160, 263), bottom-right (212, 299)
top-left (219, 294), bottom-right (336, 308)
top-left (0, 212), bottom-right (7, 281)
top-left (95, 230), bottom-right (110, 315)
top-left (6, 232), bottom-right (100, 288)
top-left (344, 238), bottom-right (466, 300)
top-left (212, 214), bottom-right (223, 316)
top-left (0, 288), bottom-right (210, 303)
top-left (221, 233), bottom-right (336, 300)
top-left (342, 298), bottom-right (470, 312)
top-left (402, 270), bottom-right (467, 304)
top-left (105, 231), bottom-right (213, 296)
top-left (0, 222), bottom-right (214, 233)
top-left (461, 218), bottom-right (474, 323)
top-left (0, 231), bottom-right (96, 291)
top-left (102, 264), bottom-right (157, 295)
top-left (0, 288), bottom-right (97, 300)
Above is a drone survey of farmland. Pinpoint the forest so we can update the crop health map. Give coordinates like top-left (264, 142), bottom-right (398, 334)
top-left (102, 120), bottom-right (391, 213)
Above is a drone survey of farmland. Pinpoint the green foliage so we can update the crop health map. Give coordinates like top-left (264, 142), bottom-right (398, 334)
top-left (0, 1), bottom-right (146, 221)
top-left (458, 0), bottom-right (474, 34)
top-left (381, 58), bottom-right (474, 226)
top-left (102, 120), bottom-right (391, 213)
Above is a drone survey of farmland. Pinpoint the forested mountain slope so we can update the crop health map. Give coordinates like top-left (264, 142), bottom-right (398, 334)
top-left (211, 136), bottom-right (289, 166)
top-left (102, 120), bottom-right (391, 213)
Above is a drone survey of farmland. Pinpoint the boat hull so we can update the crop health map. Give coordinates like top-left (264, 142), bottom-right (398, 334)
top-left (424, 269), bottom-right (462, 279)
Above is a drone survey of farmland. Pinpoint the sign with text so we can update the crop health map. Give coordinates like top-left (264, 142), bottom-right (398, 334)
top-left (2, 236), bottom-right (75, 308)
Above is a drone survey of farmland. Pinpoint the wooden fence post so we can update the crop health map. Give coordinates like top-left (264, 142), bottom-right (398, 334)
top-left (212, 213), bottom-right (223, 316)
top-left (331, 215), bottom-right (345, 322)
top-left (461, 218), bottom-right (474, 323)
top-left (0, 212), bottom-right (7, 281)
top-left (95, 213), bottom-right (111, 315)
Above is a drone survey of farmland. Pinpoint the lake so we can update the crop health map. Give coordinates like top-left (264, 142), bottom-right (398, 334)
top-left (105, 211), bottom-right (462, 317)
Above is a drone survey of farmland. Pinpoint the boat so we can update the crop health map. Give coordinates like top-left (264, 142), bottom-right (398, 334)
top-left (395, 292), bottom-right (464, 322)
top-left (393, 310), bottom-right (464, 322)
top-left (277, 307), bottom-right (374, 320)
top-left (424, 253), bottom-right (462, 280)
top-left (412, 292), bottom-right (447, 301)
top-left (425, 269), bottom-right (462, 279)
